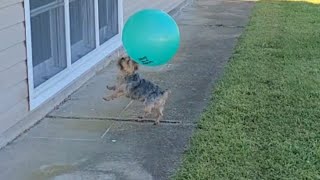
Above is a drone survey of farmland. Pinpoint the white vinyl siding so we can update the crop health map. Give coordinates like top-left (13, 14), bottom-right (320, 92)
top-left (0, 23), bottom-right (25, 51)
top-left (0, 1), bottom-right (28, 135)
top-left (0, 0), bottom-right (24, 9)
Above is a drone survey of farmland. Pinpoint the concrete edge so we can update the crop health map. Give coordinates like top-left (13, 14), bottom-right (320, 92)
top-left (0, 0), bottom-right (193, 150)
top-left (168, 0), bottom-right (193, 17)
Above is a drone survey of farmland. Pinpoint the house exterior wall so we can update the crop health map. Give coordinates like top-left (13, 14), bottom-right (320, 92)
top-left (0, 0), bottom-right (184, 140)
top-left (0, 0), bottom-right (29, 135)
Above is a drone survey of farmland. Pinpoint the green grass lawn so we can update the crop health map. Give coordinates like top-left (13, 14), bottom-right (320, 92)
top-left (173, 1), bottom-right (320, 179)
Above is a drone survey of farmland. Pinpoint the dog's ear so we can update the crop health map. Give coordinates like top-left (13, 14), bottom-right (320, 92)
top-left (133, 60), bottom-right (139, 71)
top-left (127, 56), bottom-right (139, 71)
top-left (117, 57), bottom-right (125, 70)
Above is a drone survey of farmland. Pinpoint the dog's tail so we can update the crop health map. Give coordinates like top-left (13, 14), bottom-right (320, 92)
top-left (162, 89), bottom-right (171, 100)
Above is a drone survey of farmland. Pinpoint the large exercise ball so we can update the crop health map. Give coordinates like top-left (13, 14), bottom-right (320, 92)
top-left (122, 9), bottom-right (180, 66)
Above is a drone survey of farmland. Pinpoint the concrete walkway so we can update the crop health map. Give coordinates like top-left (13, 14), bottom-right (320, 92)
top-left (0, 1), bottom-right (253, 179)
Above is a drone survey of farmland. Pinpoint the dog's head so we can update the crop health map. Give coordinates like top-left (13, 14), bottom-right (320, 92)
top-left (117, 56), bottom-right (139, 75)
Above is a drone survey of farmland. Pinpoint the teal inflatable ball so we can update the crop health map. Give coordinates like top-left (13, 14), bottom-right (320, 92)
top-left (122, 9), bottom-right (180, 66)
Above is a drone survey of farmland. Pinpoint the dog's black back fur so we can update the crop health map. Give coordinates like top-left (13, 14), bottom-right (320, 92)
top-left (124, 73), bottom-right (166, 102)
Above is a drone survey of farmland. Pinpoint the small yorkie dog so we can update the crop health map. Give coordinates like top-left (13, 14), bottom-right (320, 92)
top-left (103, 56), bottom-right (171, 125)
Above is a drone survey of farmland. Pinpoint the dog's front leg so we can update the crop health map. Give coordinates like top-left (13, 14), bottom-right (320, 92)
top-left (103, 91), bottom-right (124, 101)
top-left (106, 85), bottom-right (117, 91)
top-left (103, 85), bottom-right (126, 101)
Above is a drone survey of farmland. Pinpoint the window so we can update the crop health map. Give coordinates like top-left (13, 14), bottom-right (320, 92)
top-left (26, 0), bottom-right (122, 109)
top-left (98, 0), bottom-right (118, 44)
top-left (69, 0), bottom-right (96, 63)
top-left (30, 0), bottom-right (67, 87)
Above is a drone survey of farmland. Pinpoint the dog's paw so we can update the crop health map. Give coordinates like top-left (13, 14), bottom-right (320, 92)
top-left (103, 97), bottom-right (112, 101)
top-left (153, 121), bottom-right (160, 125)
top-left (106, 85), bottom-right (116, 91)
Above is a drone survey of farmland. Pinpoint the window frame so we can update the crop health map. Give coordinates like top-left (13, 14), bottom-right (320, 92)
top-left (24, 0), bottom-right (123, 110)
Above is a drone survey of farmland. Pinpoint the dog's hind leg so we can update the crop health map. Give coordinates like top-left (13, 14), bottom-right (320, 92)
top-left (139, 104), bottom-right (153, 120)
top-left (154, 106), bottom-right (164, 125)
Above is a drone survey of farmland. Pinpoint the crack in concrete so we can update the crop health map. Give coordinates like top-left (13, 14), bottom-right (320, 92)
top-left (179, 23), bottom-right (245, 29)
top-left (29, 136), bottom-right (98, 142)
top-left (45, 115), bottom-right (196, 126)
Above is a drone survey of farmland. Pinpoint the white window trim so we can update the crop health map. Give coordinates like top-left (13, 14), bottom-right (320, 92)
top-left (24, 0), bottom-right (124, 110)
